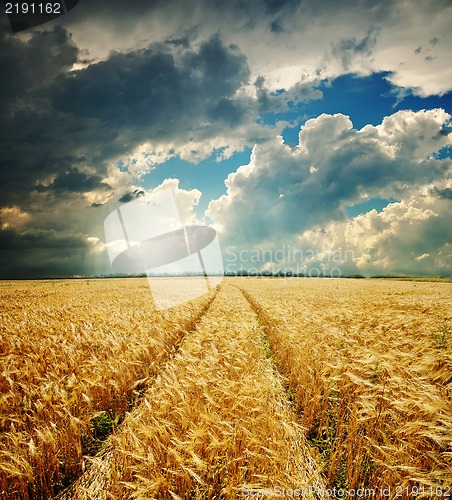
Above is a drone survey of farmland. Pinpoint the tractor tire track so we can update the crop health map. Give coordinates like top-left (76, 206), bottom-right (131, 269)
top-left (55, 285), bottom-right (220, 500)
top-left (58, 282), bottom-right (325, 499)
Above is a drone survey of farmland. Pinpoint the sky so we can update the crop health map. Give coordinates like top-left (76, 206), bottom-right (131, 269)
top-left (0, 0), bottom-right (451, 278)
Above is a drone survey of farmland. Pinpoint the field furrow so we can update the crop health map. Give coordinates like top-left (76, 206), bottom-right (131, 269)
top-left (0, 279), bottom-right (216, 499)
top-left (236, 278), bottom-right (452, 495)
top-left (66, 282), bottom-right (324, 499)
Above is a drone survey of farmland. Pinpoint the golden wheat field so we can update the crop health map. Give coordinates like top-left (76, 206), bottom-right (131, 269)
top-left (0, 277), bottom-right (451, 499)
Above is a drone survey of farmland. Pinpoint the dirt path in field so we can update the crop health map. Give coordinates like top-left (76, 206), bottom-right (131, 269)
top-left (55, 286), bottom-right (219, 500)
top-left (236, 280), bottom-right (452, 491)
top-left (57, 282), bottom-right (324, 499)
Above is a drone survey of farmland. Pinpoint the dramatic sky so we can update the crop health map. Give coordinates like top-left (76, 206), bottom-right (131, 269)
top-left (1, 0), bottom-right (451, 278)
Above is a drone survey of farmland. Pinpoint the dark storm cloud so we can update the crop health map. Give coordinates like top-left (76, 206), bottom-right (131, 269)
top-left (0, 109), bottom-right (106, 206)
top-left (0, 24), bottom-right (78, 110)
top-left (0, 21), bottom-right (253, 277)
top-left (51, 34), bottom-right (249, 138)
top-left (0, 226), bottom-right (92, 278)
top-left (0, 25), bottom-right (96, 205)
top-left (0, 226), bottom-right (89, 250)
top-left (207, 98), bottom-right (245, 125)
top-left (36, 168), bottom-right (111, 192)
top-left (0, 28), bottom-right (250, 207)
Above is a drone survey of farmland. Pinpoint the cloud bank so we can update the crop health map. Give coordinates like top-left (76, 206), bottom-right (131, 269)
top-left (0, 0), bottom-right (451, 277)
top-left (208, 109), bottom-right (452, 276)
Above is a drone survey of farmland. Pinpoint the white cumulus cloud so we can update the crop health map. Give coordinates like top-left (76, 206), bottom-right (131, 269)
top-left (207, 109), bottom-right (452, 275)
